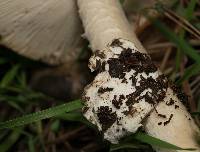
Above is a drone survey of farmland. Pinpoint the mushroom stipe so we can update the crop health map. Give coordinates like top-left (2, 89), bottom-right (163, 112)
top-left (78, 0), bottom-right (200, 150)
top-left (82, 38), bottom-right (185, 144)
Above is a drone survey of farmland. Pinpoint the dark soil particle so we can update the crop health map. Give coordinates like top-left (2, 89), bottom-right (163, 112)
top-left (125, 93), bottom-right (138, 107)
top-left (93, 59), bottom-right (106, 72)
top-left (82, 106), bottom-right (89, 114)
top-left (177, 93), bottom-right (188, 105)
top-left (175, 105), bottom-right (179, 109)
top-left (107, 47), bottom-right (157, 79)
top-left (107, 58), bottom-right (126, 78)
top-left (122, 77), bottom-right (128, 83)
top-left (107, 40), bottom-right (169, 112)
top-left (158, 113), bottom-right (167, 118)
top-left (135, 75), bottom-right (168, 105)
top-left (107, 39), bottom-right (168, 106)
top-left (112, 95), bottom-right (123, 109)
top-left (166, 98), bottom-right (175, 106)
top-left (170, 83), bottom-right (188, 104)
top-left (99, 61), bottom-right (106, 72)
top-left (123, 107), bottom-right (137, 116)
top-left (94, 50), bottom-right (106, 59)
top-left (122, 110), bottom-right (129, 116)
top-left (158, 122), bottom-right (162, 125)
top-left (155, 108), bottom-right (166, 118)
top-left (119, 95), bottom-right (125, 101)
top-left (94, 59), bottom-right (101, 71)
top-left (82, 91), bottom-right (90, 102)
top-left (117, 117), bottom-right (122, 125)
top-left (110, 39), bottom-right (123, 47)
top-left (164, 114), bottom-right (173, 126)
top-left (97, 106), bottom-right (117, 132)
top-left (98, 87), bottom-right (113, 94)
top-left (129, 75), bottom-right (137, 86)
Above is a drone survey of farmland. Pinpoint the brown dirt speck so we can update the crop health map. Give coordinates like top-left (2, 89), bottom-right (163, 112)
top-left (164, 114), bottom-right (173, 126)
top-left (97, 106), bottom-right (117, 132)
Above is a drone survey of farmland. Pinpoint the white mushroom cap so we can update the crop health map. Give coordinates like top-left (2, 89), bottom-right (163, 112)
top-left (0, 0), bottom-right (82, 64)
top-left (82, 38), bottom-right (168, 143)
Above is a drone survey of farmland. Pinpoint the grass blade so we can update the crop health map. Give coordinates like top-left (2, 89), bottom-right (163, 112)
top-left (151, 19), bottom-right (200, 63)
top-left (0, 64), bottom-right (20, 87)
top-left (0, 128), bottom-right (23, 152)
top-left (28, 136), bottom-right (35, 152)
top-left (184, 0), bottom-right (197, 20)
top-left (134, 132), bottom-right (195, 151)
top-left (0, 100), bottom-right (83, 129)
top-left (110, 143), bottom-right (145, 151)
top-left (176, 64), bottom-right (200, 84)
top-left (191, 112), bottom-right (200, 116)
top-left (57, 112), bottom-right (93, 127)
top-left (0, 58), bottom-right (7, 65)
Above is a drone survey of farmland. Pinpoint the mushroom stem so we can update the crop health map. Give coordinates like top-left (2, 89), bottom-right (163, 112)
top-left (78, 0), bottom-right (200, 151)
top-left (78, 0), bottom-right (145, 53)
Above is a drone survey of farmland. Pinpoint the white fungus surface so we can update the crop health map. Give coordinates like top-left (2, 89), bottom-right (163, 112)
top-left (82, 38), bottom-right (168, 143)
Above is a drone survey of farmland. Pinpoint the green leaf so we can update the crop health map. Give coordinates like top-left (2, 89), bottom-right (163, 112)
top-left (6, 100), bottom-right (24, 113)
top-left (51, 120), bottom-right (60, 132)
top-left (110, 143), bottom-right (145, 151)
top-left (174, 48), bottom-right (182, 79)
top-left (17, 71), bottom-right (27, 88)
top-left (0, 64), bottom-right (20, 87)
top-left (134, 132), bottom-right (195, 151)
top-left (0, 130), bottom-right (9, 141)
top-left (0, 58), bottom-right (7, 65)
top-left (0, 100), bottom-right (83, 129)
top-left (184, 0), bottom-right (197, 20)
top-left (151, 19), bottom-right (200, 63)
top-left (28, 136), bottom-right (35, 152)
top-left (0, 128), bottom-right (23, 152)
top-left (57, 112), bottom-right (93, 127)
top-left (176, 64), bottom-right (200, 84)
top-left (191, 112), bottom-right (200, 115)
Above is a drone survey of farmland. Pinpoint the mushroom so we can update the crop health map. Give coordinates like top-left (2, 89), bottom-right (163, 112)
top-left (78, 0), bottom-right (200, 151)
top-left (0, 0), bottom-right (199, 151)
top-left (0, 0), bottom-right (82, 64)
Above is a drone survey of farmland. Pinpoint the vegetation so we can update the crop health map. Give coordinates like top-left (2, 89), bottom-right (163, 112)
top-left (0, 0), bottom-right (200, 151)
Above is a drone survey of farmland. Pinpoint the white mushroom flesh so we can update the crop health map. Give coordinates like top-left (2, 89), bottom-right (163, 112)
top-left (82, 38), bottom-right (168, 143)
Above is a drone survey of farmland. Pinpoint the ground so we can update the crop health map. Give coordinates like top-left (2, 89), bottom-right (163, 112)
top-left (0, 0), bottom-right (200, 152)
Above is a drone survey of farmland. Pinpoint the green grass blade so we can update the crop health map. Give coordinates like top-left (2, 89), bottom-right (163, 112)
top-left (152, 19), bottom-right (200, 63)
top-left (0, 100), bottom-right (83, 129)
top-left (134, 132), bottom-right (195, 151)
top-left (0, 64), bottom-right (20, 87)
top-left (0, 128), bottom-right (23, 152)
top-left (28, 136), bottom-right (35, 152)
top-left (6, 100), bottom-right (24, 113)
top-left (57, 112), bottom-right (93, 127)
top-left (50, 120), bottom-right (60, 132)
top-left (184, 0), bottom-right (197, 20)
top-left (110, 143), bottom-right (145, 151)
top-left (176, 64), bottom-right (200, 84)
top-left (0, 58), bottom-right (7, 65)
top-left (57, 112), bottom-right (85, 122)
top-left (17, 71), bottom-right (27, 88)
top-left (0, 130), bottom-right (9, 141)
top-left (191, 112), bottom-right (200, 116)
